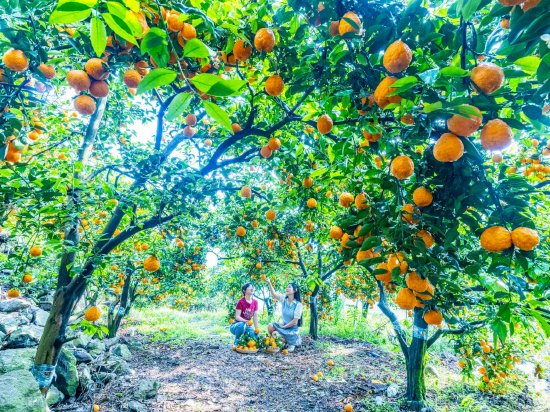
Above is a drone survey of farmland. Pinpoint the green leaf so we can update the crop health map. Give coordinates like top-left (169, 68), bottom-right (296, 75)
top-left (423, 101), bottom-right (443, 113)
top-left (49, 0), bottom-right (96, 24)
top-left (203, 101), bottom-right (232, 131)
top-left (439, 66), bottom-right (470, 77)
top-left (136, 68), bottom-right (177, 94)
top-left (165, 93), bottom-right (193, 122)
top-left (388, 76), bottom-right (418, 95)
top-left (460, 0), bottom-right (482, 20)
top-left (190, 74), bottom-right (247, 97)
top-left (513, 56), bottom-right (541, 74)
top-left (491, 320), bottom-right (507, 343)
top-left (102, 12), bottom-right (137, 46)
top-left (124, 0), bottom-right (140, 12)
top-left (90, 17), bottom-right (107, 57)
top-left (140, 28), bottom-right (169, 67)
top-left (526, 308), bottom-right (550, 337)
top-left (106, 1), bottom-right (142, 37)
top-left (184, 38), bottom-right (211, 58)
top-left (361, 236), bottom-right (382, 251)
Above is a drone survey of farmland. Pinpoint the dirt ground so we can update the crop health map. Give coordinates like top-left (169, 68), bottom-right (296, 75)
top-left (68, 332), bottom-right (547, 412)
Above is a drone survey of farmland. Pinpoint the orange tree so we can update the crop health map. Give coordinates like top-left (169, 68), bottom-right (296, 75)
top-left (1, 0), bottom-right (549, 408)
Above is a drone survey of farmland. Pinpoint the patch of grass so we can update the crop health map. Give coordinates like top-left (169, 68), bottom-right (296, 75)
top-left (361, 397), bottom-right (398, 412)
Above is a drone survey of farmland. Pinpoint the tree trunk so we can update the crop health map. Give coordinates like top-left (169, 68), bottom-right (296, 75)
top-left (405, 309), bottom-right (428, 410)
top-left (309, 292), bottom-right (318, 339)
top-left (108, 268), bottom-right (133, 338)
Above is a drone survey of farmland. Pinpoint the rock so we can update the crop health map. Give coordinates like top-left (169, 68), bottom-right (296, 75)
top-left (46, 385), bottom-right (65, 406)
top-left (38, 295), bottom-right (54, 312)
top-left (0, 369), bottom-right (48, 411)
top-left (55, 348), bottom-right (79, 397)
top-left (128, 400), bottom-right (148, 412)
top-left (92, 371), bottom-right (116, 383)
top-left (68, 331), bottom-right (92, 349)
top-left (71, 348), bottom-right (93, 363)
top-left (134, 379), bottom-right (160, 400)
top-left (101, 356), bottom-right (130, 375)
top-left (0, 347), bottom-right (36, 373)
top-left (33, 309), bottom-right (50, 327)
top-left (77, 364), bottom-right (93, 391)
top-left (86, 340), bottom-right (105, 356)
top-left (112, 343), bottom-right (132, 360)
top-left (0, 299), bottom-right (31, 313)
top-left (126, 339), bottom-right (144, 351)
top-left (0, 312), bottom-right (30, 334)
top-left (103, 337), bottom-right (120, 349)
top-left (3, 324), bottom-right (43, 348)
top-left (386, 383), bottom-right (399, 397)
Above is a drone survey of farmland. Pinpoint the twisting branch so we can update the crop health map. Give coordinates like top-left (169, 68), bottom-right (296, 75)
top-left (427, 320), bottom-right (484, 348)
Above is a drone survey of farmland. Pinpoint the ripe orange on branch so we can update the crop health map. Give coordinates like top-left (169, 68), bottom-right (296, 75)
top-left (424, 309), bottom-right (443, 325)
top-left (413, 187), bottom-right (433, 207)
top-left (67, 70), bottom-right (91, 91)
top-left (339, 192), bottom-right (354, 208)
top-left (374, 76), bottom-right (402, 108)
top-left (265, 75), bottom-right (284, 96)
top-left (143, 255), bottom-right (161, 272)
top-left (123, 70), bottom-right (142, 88)
top-left (3, 49), bottom-right (28, 72)
top-left (511, 227), bottom-right (540, 251)
top-left (383, 40), bottom-right (413, 73)
top-left (38, 63), bottom-right (56, 79)
top-left (74, 95), bottom-right (96, 115)
top-left (480, 226), bottom-right (512, 252)
top-left (433, 133), bottom-right (464, 162)
top-left (447, 105), bottom-right (482, 137)
top-left (84, 306), bottom-right (101, 322)
top-left (339, 11), bottom-right (362, 35)
top-left (30, 246), bottom-right (43, 257)
top-left (240, 185), bottom-right (252, 198)
top-left (390, 155), bottom-right (414, 180)
top-left (480, 119), bottom-right (513, 151)
top-left (470, 62), bottom-right (504, 94)
top-left (254, 28), bottom-right (276, 52)
top-left (395, 288), bottom-right (416, 310)
top-left (317, 114), bottom-right (333, 134)
top-left (85, 58), bottom-right (109, 80)
top-left (329, 226), bottom-right (343, 240)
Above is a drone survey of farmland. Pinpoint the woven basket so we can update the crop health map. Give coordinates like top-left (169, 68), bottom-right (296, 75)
top-left (235, 347), bottom-right (259, 354)
top-left (265, 346), bottom-right (281, 354)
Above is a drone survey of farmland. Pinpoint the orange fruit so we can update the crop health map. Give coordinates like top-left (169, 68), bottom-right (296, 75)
top-left (511, 227), bottom-right (539, 251)
top-left (143, 255), bottom-right (161, 272)
top-left (344, 404), bottom-right (353, 412)
top-left (232, 123), bottom-right (242, 133)
top-left (186, 113), bottom-right (197, 126)
top-left (339, 11), bottom-right (361, 35)
top-left (27, 130), bottom-right (40, 141)
top-left (329, 21), bottom-right (339, 36)
top-left (135, 60), bottom-right (150, 76)
top-left (390, 155), bottom-right (414, 179)
top-left (7, 289), bottom-right (21, 298)
top-left (329, 226), bottom-right (343, 240)
top-left (522, 0), bottom-right (541, 11)
top-left (424, 309), bottom-right (443, 325)
top-left (355, 192), bottom-right (369, 209)
top-left (181, 23), bottom-right (196, 40)
top-left (395, 288), bottom-right (416, 310)
top-left (123, 70), bottom-right (141, 88)
top-left (433, 133), bottom-right (464, 162)
top-left (470, 63), bottom-right (504, 94)
top-left (447, 105), bottom-right (482, 137)
top-left (480, 226), bottom-right (512, 252)
top-left (183, 126), bottom-right (195, 137)
top-left (317, 114), bottom-right (333, 134)
top-left (406, 271), bottom-right (429, 292)
top-left (307, 198), bottom-right (317, 208)
top-left (89, 80), bottom-right (110, 98)
top-left (383, 40), bottom-right (413, 73)
top-left (66, 70), bottom-right (91, 91)
top-left (268, 137), bottom-right (281, 150)
top-left (85, 58), bottom-right (109, 80)
top-left (339, 192), bottom-right (354, 208)
top-left (254, 28), bottom-right (276, 52)
top-left (265, 75), bottom-right (284, 96)
top-left (74, 95), bottom-right (96, 115)
top-left (401, 203), bottom-right (420, 224)
top-left (362, 129), bottom-right (381, 142)
top-left (303, 177), bottom-right (313, 188)
top-left (412, 187), bottom-right (433, 207)
top-left (499, 0), bottom-right (525, 6)
top-left (84, 306), bottom-right (101, 322)
top-left (38, 63), bottom-right (56, 79)
top-left (240, 185), bottom-right (252, 198)
top-left (22, 274), bottom-right (33, 283)
top-left (416, 230), bottom-right (434, 248)
top-left (374, 263), bottom-right (392, 282)
top-left (3, 49), bottom-right (28, 72)
top-left (480, 119), bottom-right (513, 151)
top-left (233, 39), bottom-right (252, 61)
top-left (260, 145), bottom-right (272, 158)
top-left (374, 76), bottom-right (402, 108)
top-left (265, 209), bottom-right (276, 220)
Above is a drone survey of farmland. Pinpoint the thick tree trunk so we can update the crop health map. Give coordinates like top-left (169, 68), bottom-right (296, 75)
top-left (309, 292), bottom-right (318, 339)
top-left (405, 309), bottom-right (428, 410)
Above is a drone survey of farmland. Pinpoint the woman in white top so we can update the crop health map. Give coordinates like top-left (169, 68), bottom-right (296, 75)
top-left (265, 279), bottom-right (303, 352)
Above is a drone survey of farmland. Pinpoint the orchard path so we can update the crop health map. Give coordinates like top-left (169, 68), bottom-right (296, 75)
top-left (83, 330), bottom-right (544, 412)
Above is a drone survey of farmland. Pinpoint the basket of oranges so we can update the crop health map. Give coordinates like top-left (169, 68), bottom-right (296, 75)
top-left (262, 335), bottom-right (283, 354)
top-left (234, 333), bottom-right (259, 354)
